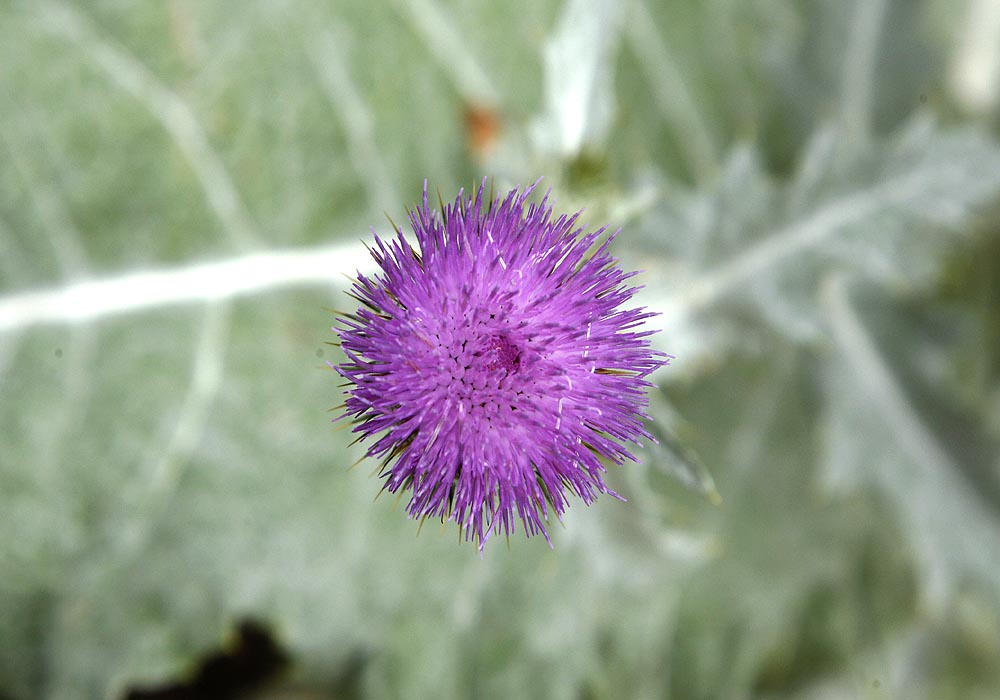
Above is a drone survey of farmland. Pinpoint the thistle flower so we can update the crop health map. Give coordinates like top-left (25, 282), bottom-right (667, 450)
top-left (334, 181), bottom-right (667, 547)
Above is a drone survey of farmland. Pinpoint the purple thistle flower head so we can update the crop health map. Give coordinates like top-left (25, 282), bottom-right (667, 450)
top-left (334, 181), bottom-right (668, 548)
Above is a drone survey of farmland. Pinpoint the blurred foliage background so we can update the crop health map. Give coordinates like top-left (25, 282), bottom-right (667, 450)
top-left (2, 0), bottom-right (1000, 699)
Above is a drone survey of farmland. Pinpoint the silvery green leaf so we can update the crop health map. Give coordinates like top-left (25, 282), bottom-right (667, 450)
top-left (820, 277), bottom-right (1000, 607)
top-left (2, 0), bottom-right (1000, 699)
top-left (636, 118), bottom-right (1000, 350)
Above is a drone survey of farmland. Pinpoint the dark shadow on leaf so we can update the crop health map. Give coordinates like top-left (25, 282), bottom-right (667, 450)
top-left (122, 619), bottom-right (288, 700)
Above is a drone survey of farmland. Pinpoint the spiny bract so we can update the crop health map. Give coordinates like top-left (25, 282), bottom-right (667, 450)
top-left (334, 181), bottom-right (667, 548)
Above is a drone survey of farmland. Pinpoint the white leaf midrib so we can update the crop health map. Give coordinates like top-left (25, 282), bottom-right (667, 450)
top-left (0, 241), bottom-right (373, 331)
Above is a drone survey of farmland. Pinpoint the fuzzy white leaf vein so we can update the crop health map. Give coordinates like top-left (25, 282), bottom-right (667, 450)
top-left (0, 242), bottom-right (373, 332)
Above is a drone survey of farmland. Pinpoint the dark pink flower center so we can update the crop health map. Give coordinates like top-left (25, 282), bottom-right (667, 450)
top-left (484, 334), bottom-right (520, 373)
